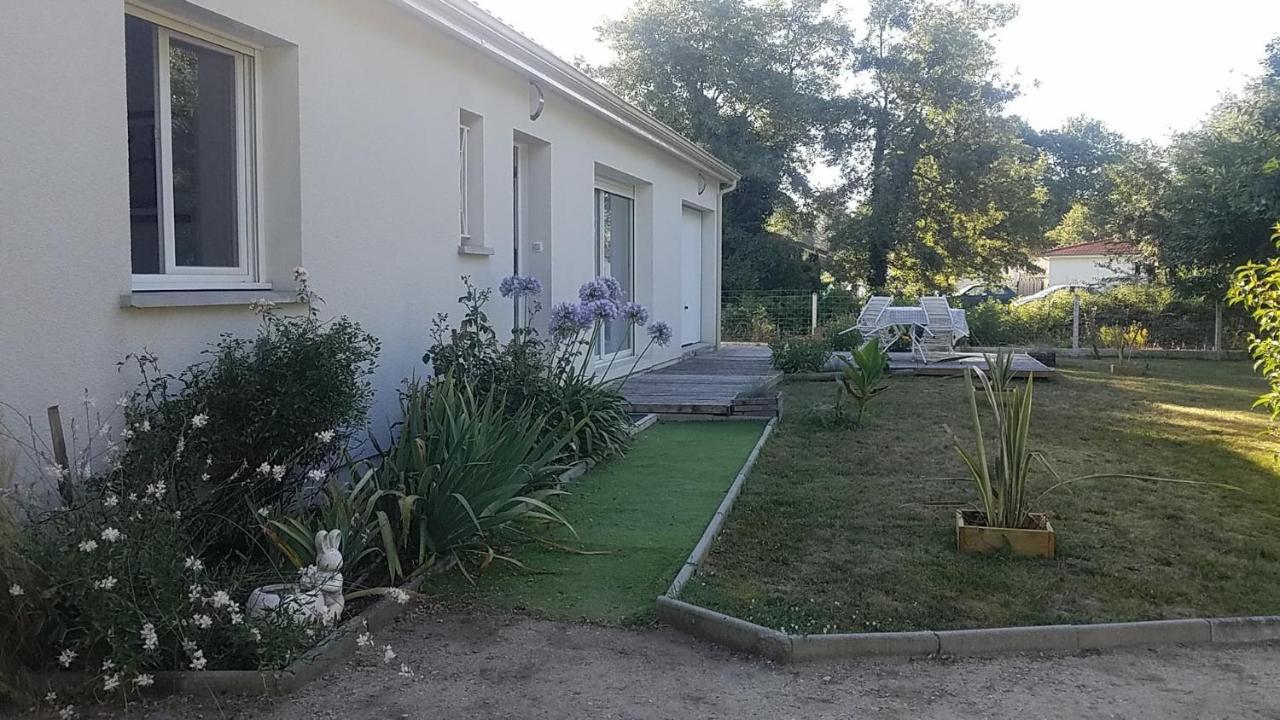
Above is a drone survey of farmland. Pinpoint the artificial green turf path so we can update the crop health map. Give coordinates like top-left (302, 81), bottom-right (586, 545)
top-left (430, 421), bottom-right (766, 624)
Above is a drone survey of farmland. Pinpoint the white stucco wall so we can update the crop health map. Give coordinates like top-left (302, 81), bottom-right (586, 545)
top-left (0, 0), bottom-right (730, 457)
top-left (1042, 256), bottom-right (1137, 287)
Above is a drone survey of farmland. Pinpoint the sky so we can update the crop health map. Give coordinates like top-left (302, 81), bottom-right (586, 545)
top-left (472, 0), bottom-right (1280, 144)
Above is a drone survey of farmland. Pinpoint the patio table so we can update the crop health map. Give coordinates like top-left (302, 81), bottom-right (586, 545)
top-left (878, 306), bottom-right (970, 342)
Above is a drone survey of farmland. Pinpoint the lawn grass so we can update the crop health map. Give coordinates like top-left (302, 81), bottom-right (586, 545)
top-left (680, 359), bottom-right (1280, 634)
top-left (427, 420), bottom-right (766, 624)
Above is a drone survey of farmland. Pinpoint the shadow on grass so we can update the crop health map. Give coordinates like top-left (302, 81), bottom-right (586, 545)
top-left (681, 360), bottom-right (1280, 634)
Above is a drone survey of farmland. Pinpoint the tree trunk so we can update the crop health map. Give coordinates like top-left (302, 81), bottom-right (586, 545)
top-left (866, 97), bottom-right (893, 292)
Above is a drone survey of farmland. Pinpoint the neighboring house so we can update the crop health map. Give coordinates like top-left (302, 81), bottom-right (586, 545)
top-left (1036, 241), bottom-right (1142, 288)
top-left (960, 241), bottom-right (1144, 297)
top-left (0, 1), bottom-right (738, 438)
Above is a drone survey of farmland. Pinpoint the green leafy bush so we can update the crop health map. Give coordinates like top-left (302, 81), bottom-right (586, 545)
top-left (423, 277), bottom-right (635, 464)
top-left (769, 335), bottom-right (832, 373)
top-left (963, 285), bottom-right (1248, 349)
top-left (0, 403), bottom-right (313, 704)
top-left (118, 272), bottom-right (380, 554)
top-left (1229, 222), bottom-right (1280, 429)
top-left (819, 314), bottom-right (863, 352)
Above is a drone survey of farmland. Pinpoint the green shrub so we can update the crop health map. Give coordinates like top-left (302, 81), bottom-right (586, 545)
top-left (118, 272), bottom-right (379, 556)
top-left (1229, 222), bottom-right (1280, 431)
top-left (423, 276), bottom-right (635, 464)
top-left (0, 409), bottom-right (313, 704)
top-left (963, 299), bottom-right (1014, 346)
top-left (964, 284), bottom-right (1248, 349)
top-left (835, 337), bottom-right (890, 425)
top-left (819, 314), bottom-right (863, 352)
top-left (769, 335), bottom-right (833, 373)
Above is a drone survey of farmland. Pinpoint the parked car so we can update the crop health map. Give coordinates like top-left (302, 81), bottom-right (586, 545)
top-left (953, 283), bottom-right (1017, 308)
top-left (1012, 283), bottom-right (1090, 306)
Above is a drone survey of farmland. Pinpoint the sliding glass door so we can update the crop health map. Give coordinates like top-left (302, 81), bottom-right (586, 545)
top-left (594, 186), bottom-right (634, 356)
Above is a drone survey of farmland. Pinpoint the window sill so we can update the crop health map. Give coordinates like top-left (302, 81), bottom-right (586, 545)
top-left (457, 244), bottom-right (495, 257)
top-left (120, 289), bottom-right (301, 309)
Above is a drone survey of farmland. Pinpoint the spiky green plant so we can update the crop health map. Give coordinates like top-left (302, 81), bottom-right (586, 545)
top-left (950, 350), bottom-right (1038, 529)
top-left (267, 471), bottom-right (399, 587)
top-left (835, 337), bottom-right (891, 425)
top-left (948, 350), bottom-right (1230, 531)
top-left (371, 376), bottom-right (580, 578)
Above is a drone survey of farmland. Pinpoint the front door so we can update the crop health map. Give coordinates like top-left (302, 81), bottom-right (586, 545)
top-left (681, 207), bottom-right (703, 346)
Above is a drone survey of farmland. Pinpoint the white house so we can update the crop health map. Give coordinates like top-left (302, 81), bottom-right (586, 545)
top-left (0, 0), bottom-right (738, 439)
top-left (1036, 241), bottom-right (1141, 288)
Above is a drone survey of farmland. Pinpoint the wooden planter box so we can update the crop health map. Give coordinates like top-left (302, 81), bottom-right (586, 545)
top-left (955, 510), bottom-right (1055, 559)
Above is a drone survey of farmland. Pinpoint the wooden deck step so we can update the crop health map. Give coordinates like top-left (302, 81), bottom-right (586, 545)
top-left (621, 345), bottom-right (780, 417)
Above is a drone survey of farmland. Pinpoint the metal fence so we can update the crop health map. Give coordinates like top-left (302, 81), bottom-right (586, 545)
top-left (720, 288), bottom-right (1251, 351)
top-left (721, 290), bottom-right (861, 342)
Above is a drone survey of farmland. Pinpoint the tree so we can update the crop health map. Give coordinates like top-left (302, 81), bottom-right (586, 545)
top-left (1045, 203), bottom-right (1101, 247)
top-left (827, 0), bottom-right (1048, 293)
top-left (591, 0), bottom-right (853, 291)
top-left (1025, 116), bottom-right (1132, 226)
top-left (1160, 38), bottom-right (1280, 296)
top-left (1228, 222), bottom-right (1280, 438)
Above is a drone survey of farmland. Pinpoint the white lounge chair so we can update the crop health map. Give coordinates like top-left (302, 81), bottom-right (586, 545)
top-left (916, 296), bottom-right (960, 362)
top-left (842, 295), bottom-right (895, 345)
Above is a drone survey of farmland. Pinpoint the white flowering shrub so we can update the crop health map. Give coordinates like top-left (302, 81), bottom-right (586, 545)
top-left (10, 482), bottom-right (315, 698)
top-left (116, 271), bottom-right (380, 556)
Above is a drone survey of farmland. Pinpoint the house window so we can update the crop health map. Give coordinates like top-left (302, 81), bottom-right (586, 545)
top-left (459, 124), bottom-right (470, 238)
top-left (125, 12), bottom-right (257, 289)
top-left (459, 110), bottom-right (483, 246)
top-left (594, 184), bottom-right (634, 356)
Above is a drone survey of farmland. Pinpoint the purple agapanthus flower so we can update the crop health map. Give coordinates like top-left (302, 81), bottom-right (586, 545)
top-left (622, 302), bottom-right (650, 326)
top-left (585, 299), bottom-right (620, 321)
top-left (573, 302), bottom-right (596, 327)
top-left (599, 276), bottom-right (623, 302)
top-left (549, 302), bottom-right (589, 339)
top-left (578, 277), bottom-right (611, 303)
top-left (647, 320), bottom-right (674, 347)
top-left (518, 275), bottom-right (543, 296)
top-left (499, 274), bottom-right (543, 299)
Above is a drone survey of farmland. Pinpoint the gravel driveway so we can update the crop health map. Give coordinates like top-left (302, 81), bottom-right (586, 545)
top-left (34, 607), bottom-right (1280, 719)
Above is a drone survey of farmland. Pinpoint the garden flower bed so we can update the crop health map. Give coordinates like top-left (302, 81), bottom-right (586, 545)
top-left (678, 359), bottom-right (1280, 635)
top-left (1, 272), bottom-right (666, 712)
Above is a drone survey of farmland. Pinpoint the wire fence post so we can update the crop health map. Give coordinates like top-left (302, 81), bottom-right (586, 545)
top-left (1214, 301), bottom-right (1223, 354)
top-left (1071, 293), bottom-right (1081, 352)
top-left (810, 293), bottom-right (818, 336)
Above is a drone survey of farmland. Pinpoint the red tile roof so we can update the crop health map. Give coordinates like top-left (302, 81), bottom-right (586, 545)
top-left (1043, 240), bottom-right (1139, 258)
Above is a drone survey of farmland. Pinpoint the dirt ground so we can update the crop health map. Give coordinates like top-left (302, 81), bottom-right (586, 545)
top-left (27, 606), bottom-right (1280, 720)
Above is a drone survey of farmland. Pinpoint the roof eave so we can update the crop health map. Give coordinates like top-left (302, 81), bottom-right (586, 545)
top-left (389, 0), bottom-right (741, 184)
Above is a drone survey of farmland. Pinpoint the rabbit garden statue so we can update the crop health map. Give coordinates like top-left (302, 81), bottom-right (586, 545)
top-left (246, 529), bottom-right (345, 625)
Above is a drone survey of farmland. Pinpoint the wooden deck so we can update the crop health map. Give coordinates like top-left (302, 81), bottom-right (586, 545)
top-left (621, 344), bottom-right (781, 416)
top-left (885, 351), bottom-right (1055, 378)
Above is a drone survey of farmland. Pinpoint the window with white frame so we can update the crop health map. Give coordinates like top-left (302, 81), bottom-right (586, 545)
top-left (459, 110), bottom-right (483, 245)
top-left (458, 124), bottom-right (470, 239)
top-left (594, 182), bottom-right (635, 356)
top-left (125, 11), bottom-right (257, 289)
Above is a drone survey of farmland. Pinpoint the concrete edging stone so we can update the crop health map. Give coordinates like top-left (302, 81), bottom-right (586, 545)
top-left (664, 417), bottom-right (778, 598)
top-left (654, 412), bottom-right (1280, 661)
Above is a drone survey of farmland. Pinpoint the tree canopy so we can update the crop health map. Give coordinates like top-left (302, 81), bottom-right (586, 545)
top-left (590, 2), bottom-right (1280, 298)
top-left (592, 0), bottom-right (852, 291)
top-left (1159, 42), bottom-right (1280, 295)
